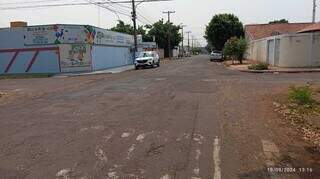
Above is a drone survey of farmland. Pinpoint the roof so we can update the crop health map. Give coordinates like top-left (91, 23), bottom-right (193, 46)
top-left (245, 23), bottom-right (313, 40)
top-left (297, 23), bottom-right (320, 33)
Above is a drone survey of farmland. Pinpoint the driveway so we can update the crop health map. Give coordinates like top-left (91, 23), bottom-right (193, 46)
top-left (0, 55), bottom-right (319, 179)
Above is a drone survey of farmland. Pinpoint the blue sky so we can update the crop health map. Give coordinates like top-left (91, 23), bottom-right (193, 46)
top-left (0, 0), bottom-right (317, 46)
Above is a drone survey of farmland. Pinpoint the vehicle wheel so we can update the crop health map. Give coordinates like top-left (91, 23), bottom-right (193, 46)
top-left (157, 62), bottom-right (160, 67)
top-left (151, 61), bottom-right (155, 68)
top-left (135, 66), bottom-right (139, 70)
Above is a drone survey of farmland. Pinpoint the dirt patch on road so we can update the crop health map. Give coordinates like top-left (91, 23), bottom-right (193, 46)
top-left (269, 84), bottom-right (320, 178)
top-left (273, 84), bottom-right (320, 147)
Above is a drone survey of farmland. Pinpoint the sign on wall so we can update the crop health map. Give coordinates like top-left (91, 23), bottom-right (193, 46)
top-left (94, 28), bottom-right (134, 46)
top-left (24, 25), bottom-right (138, 47)
top-left (59, 44), bottom-right (92, 72)
top-left (24, 25), bottom-right (87, 45)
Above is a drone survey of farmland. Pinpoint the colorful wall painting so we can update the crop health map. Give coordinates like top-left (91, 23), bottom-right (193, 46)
top-left (59, 44), bottom-right (92, 72)
top-left (24, 25), bottom-right (140, 47)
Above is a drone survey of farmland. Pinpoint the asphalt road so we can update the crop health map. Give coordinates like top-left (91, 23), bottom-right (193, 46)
top-left (0, 55), bottom-right (319, 179)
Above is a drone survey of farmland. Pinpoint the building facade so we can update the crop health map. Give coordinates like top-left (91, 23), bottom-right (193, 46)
top-left (245, 23), bottom-right (320, 68)
top-left (0, 24), bottom-right (143, 74)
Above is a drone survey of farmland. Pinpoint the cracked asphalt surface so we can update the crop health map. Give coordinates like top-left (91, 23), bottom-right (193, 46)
top-left (0, 55), bottom-right (319, 179)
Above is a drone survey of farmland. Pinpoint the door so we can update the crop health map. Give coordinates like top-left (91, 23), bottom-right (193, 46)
top-left (274, 39), bottom-right (280, 66)
top-left (267, 39), bottom-right (275, 65)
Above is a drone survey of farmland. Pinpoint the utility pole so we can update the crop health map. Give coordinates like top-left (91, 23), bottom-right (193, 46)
top-left (98, 2), bottom-right (101, 27)
top-left (131, 0), bottom-right (138, 58)
top-left (313, 0), bottom-right (317, 23)
top-left (191, 36), bottom-right (194, 55)
top-left (163, 11), bottom-right (175, 59)
top-left (180, 24), bottom-right (186, 57)
top-left (186, 31), bottom-right (191, 54)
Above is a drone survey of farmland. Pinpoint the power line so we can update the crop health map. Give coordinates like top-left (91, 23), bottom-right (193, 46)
top-left (0, 0), bottom-right (168, 10)
top-left (0, 0), bottom-right (64, 6)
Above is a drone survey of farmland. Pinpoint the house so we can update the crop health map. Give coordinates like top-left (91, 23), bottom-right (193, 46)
top-left (245, 23), bottom-right (320, 67)
top-left (0, 22), bottom-right (146, 74)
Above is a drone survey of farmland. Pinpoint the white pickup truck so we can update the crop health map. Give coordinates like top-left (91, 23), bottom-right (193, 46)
top-left (134, 51), bottom-right (160, 70)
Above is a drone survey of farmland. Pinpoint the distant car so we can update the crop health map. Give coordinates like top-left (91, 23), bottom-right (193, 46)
top-left (134, 51), bottom-right (160, 70)
top-left (210, 51), bottom-right (223, 61)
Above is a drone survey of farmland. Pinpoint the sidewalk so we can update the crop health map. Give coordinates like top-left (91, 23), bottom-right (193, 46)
top-left (225, 61), bottom-right (320, 73)
top-left (54, 65), bottom-right (135, 77)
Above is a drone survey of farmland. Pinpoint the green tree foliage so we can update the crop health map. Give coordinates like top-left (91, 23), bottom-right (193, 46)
top-left (269, 19), bottom-right (289, 24)
top-left (223, 37), bottom-right (248, 64)
top-left (111, 20), bottom-right (147, 39)
top-left (235, 38), bottom-right (248, 64)
top-left (111, 20), bottom-right (182, 57)
top-left (205, 14), bottom-right (244, 51)
top-left (145, 19), bottom-right (183, 57)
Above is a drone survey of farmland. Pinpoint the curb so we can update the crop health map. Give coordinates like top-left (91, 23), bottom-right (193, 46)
top-left (54, 65), bottom-right (135, 78)
top-left (239, 69), bottom-right (320, 73)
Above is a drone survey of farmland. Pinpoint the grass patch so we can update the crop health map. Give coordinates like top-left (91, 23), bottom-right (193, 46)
top-left (288, 86), bottom-right (314, 106)
top-left (0, 73), bottom-right (54, 80)
top-left (248, 63), bottom-right (269, 70)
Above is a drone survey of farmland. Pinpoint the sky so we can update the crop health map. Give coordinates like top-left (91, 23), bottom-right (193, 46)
top-left (0, 0), bottom-right (318, 46)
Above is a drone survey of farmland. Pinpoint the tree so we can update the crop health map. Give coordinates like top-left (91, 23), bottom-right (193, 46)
top-left (235, 38), bottom-right (248, 64)
top-left (111, 20), bottom-right (147, 40)
top-left (269, 19), bottom-right (289, 24)
top-left (111, 20), bottom-right (183, 58)
top-left (205, 14), bottom-right (244, 51)
top-left (223, 37), bottom-right (238, 63)
top-left (223, 37), bottom-right (248, 64)
top-left (146, 19), bottom-right (182, 57)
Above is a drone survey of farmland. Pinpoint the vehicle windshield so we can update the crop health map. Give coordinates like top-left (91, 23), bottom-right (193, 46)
top-left (137, 52), bottom-right (152, 58)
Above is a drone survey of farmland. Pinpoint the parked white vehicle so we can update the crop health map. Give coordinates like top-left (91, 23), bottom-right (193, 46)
top-left (134, 51), bottom-right (160, 70)
top-left (210, 51), bottom-right (223, 61)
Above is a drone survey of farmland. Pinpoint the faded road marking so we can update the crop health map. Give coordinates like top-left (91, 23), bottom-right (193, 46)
top-left (95, 149), bottom-right (108, 162)
top-left (136, 131), bottom-right (153, 143)
top-left (121, 132), bottom-right (132, 138)
top-left (262, 140), bottom-right (280, 167)
top-left (160, 174), bottom-right (171, 179)
top-left (103, 131), bottom-right (115, 142)
top-left (126, 144), bottom-right (136, 160)
top-left (107, 171), bottom-right (119, 179)
top-left (193, 167), bottom-right (200, 176)
top-left (193, 134), bottom-right (204, 145)
top-left (213, 137), bottom-right (221, 179)
top-left (201, 79), bottom-right (218, 82)
top-left (195, 149), bottom-right (201, 160)
top-left (56, 169), bottom-right (71, 177)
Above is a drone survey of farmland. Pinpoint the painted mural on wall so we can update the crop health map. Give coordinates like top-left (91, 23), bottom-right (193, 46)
top-left (24, 24), bottom-right (138, 47)
top-left (59, 44), bottom-right (91, 72)
top-left (84, 25), bottom-right (96, 44)
top-left (94, 28), bottom-right (135, 46)
top-left (25, 25), bottom-right (87, 45)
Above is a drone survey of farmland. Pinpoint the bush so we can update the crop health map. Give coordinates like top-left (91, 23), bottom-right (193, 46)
top-left (288, 86), bottom-right (314, 105)
top-left (248, 63), bottom-right (269, 70)
top-left (223, 37), bottom-right (248, 64)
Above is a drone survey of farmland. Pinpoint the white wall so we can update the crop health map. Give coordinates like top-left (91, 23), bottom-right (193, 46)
top-left (246, 32), bottom-right (320, 67)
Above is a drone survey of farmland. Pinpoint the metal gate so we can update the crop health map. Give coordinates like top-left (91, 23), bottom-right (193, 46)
top-left (267, 39), bottom-right (275, 65)
top-left (274, 39), bottom-right (280, 66)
